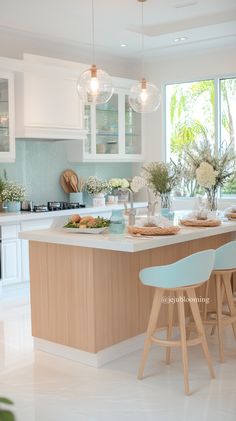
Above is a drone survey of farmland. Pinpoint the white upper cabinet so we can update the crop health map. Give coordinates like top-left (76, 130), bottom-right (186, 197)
top-left (15, 54), bottom-right (87, 140)
top-left (0, 72), bottom-right (15, 162)
top-left (67, 78), bottom-right (143, 162)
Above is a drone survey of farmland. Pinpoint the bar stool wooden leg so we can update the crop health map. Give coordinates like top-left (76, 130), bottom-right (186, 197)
top-left (176, 290), bottom-right (189, 395)
top-left (223, 273), bottom-right (236, 339)
top-left (166, 294), bottom-right (174, 365)
top-left (138, 289), bottom-right (164, 380)
top-left (216, 274), bottom-right (225, 363)
top-left (187, 288), bottom-right (215, 379)
top-left (203, 281), bottom-right (210, 321)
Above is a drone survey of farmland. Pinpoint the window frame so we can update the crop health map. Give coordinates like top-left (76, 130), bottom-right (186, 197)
top-left (164, 73), bottom-right (236, 198)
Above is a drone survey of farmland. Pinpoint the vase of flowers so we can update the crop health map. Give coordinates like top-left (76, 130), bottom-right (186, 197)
top-left (109, 178), bottom-right (130, 202)
top-left (86, 176), bottom-right (111, 206)
top-left (185, 139), bottom-right (236, 211)
top-left (1, 181), bottom-right (26, 212)
top-left (142, 161), bottom-right (180, 217)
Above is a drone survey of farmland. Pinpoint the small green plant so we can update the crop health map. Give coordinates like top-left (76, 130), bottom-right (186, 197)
top-left (0, 397), bottom-right (15, 421)
top-left (1, 182), bottom-right (26, 202)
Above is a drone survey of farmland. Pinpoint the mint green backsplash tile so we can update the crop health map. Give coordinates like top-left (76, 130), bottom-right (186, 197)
top-left (0, 140), bottom-right (132, 204)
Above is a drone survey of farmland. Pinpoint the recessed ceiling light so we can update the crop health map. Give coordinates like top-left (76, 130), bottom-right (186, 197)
top-left (120, 43), bottom-right (127, 48)
top-left (174, 36), bottom-right (188, 42)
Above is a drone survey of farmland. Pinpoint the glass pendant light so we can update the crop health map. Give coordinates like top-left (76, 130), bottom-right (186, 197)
top-left (77, 0), bottom-right (113, 104)
top-left (128, 0), bottom-right (161, 113)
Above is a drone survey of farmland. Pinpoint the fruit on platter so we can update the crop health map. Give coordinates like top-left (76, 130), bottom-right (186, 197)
top-left (64, 215), bottom-right (110, 229)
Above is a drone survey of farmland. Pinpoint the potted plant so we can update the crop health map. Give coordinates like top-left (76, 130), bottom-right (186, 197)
top-left (142, 161), bottom-right (180, 215)
top-left (184, 139), bottom-right (236, 211)
top-left (1, 181), bottom-right (26, 212)
top-left (109, 178), bottom-right (130, 202)
top-left (86, 176), bottom-right (111, 206)
top-left (0, 397), bottom-right (15, 420)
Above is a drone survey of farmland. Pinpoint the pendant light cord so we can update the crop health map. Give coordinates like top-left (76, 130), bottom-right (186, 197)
top-left (91, 0), bottom-right (95, 64)
top-left (141, 1), bottom-right (144, 79)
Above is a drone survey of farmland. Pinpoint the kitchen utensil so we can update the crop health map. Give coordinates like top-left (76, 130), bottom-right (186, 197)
top-left (70, 174), bottom-right (79, 192)
top-left (60, 170), bottom-right (79, 193)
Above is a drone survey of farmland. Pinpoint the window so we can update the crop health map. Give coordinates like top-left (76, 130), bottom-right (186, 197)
top-left (165, 77), bottom-right (236, 197)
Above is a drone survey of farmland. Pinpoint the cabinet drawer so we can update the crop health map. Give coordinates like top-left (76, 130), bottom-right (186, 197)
top-left (1, 224), bottom-right (20, 239)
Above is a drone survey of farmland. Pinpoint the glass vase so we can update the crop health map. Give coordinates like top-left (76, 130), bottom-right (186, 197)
top-left (109, 209), bottom-right (125, 234)
top-left (160, 193), bottom-right (172, 218)
top-left (206, 188), bottom-right (218, 212)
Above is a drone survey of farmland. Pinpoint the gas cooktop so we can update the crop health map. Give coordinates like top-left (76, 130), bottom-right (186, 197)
top-left (33, 202), bottom-right (86, 213)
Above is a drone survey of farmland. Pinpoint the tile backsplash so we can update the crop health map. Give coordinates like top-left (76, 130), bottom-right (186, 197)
top-left (0, 140), bottom-right (132, 204)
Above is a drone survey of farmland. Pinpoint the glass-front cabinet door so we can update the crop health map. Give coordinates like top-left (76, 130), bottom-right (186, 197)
top-left (0, 73), bottom-right (15, 162)
top-left (96, 94), bottom-right (119, 155)
top-left (82, 87), bottom-right (143, 161)
top-left (125, 94), bottom-right (142, 155)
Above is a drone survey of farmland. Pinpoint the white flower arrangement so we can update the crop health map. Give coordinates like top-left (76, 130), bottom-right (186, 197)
top-left (109, 178), bottom-right (129, 189)
top-left (196, 162), bottom-right (218, 188)
top-left (1, 181), bottom-right (26, 202)
top-left (86, 176), bottom-right (111, 196)
top-left (130, 176), bottom-right (147, 193)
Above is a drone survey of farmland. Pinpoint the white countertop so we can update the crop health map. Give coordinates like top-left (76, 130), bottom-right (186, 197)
top-left (19, 220), bottom-right (236, 253)
top-left (0, 202), bottom-right (147, 225)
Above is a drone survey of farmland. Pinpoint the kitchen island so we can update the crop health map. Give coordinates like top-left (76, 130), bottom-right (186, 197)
top-left (20, 221), bottom-right (236, 367)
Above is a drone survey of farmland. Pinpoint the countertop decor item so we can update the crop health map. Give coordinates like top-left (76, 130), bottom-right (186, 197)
top-left (76, 0), bottom-right (113, 105)
top-left (109, 178), bottom-right (130, 202)
top-left (142, 161), bottom-right (180, 216)
top-left (1, 181), bottom-right (26, 212)
top-left (64, 214), bottom-right (110, 234)
top-left (180, 218), bottom-right (221, 227)
top-left (184, 139), bottom-right (236, 211)
top-left (86, 176), bottom-right (111, 206)
top-left (128, 225), bottom-right (180, 236)
top-left (60, 170), bottom-right (85, 204)
top-left (110, 209), bottom-right (125, 234)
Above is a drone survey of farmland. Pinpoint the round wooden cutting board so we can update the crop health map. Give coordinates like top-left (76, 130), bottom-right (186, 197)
top-left (60, 169), bottom-right (78, 193)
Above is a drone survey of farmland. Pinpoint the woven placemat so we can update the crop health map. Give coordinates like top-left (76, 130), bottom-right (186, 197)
top-left (180, 219), bottom-right (221, 227)
top-left (128, 225), bottom-right (180, 236)
top-left (227, 213), bottom-right (236, 219)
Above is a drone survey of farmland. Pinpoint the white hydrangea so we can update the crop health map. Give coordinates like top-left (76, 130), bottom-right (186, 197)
top-left (196, 162), bottom-right (218, 188)
top-left (130, 176), bottom-right (147, 193)
top-left (109, 178), bottom-right (129, 189)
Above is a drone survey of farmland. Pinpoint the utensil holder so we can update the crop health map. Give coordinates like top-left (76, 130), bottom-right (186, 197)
top-left (69, 192), bottom-right (83, 204)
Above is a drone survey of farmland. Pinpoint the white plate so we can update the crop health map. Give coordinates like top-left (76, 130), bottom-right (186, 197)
top-left (64, 227), bottom-right (108, 234)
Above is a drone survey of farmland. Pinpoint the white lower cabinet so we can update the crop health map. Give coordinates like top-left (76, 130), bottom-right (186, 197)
top-left (20, 219), bottom-right (53, 282)
top-left (1, 225), bottom-right (21, 285)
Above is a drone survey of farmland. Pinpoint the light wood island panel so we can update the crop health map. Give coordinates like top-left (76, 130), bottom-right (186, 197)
top-left (29, 231), bottom-right (236, 354)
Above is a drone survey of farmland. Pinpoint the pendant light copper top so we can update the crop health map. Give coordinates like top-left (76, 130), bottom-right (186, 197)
top-left (128, 0), bottom-right (161, 113)
top-left (77, 0), bottom-right (113, 105)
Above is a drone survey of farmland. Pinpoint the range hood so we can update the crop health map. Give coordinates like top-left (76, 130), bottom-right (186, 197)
top-left (14, 55), bottom-right (87, 141)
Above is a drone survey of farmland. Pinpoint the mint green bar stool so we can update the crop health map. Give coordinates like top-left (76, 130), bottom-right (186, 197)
top-left (203, 241), bottom-right (236, 362)
top-left (138, 250), bottom-right (216, 395)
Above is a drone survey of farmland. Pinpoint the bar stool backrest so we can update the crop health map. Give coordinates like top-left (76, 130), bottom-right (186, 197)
top-left (214, 240), bottom-right (236, 270)
top-left (139, 249), bottom-right (215, 289)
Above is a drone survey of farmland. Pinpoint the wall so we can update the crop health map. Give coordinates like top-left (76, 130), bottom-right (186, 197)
top-left (0, 140), bottom-right (132, 204)
top-left (141, 46), bottom-right (236, 164)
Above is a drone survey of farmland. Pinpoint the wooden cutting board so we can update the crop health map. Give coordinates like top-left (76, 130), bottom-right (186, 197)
top-left (60, 169), bottom-right (79, 193)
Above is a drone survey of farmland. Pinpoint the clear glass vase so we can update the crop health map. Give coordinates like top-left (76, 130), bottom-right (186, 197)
top-left (109, 209), bottom-right (125, 234)
top-left (206, 188), bottom-right (218, 212)
top-left (160, 193), bottom-right (172, 218)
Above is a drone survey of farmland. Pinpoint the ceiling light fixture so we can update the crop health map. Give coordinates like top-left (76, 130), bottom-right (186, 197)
top-left (121, 43), bottom-right (127, 47)
top-left (77, 0), bottom-right (113, 105)
top-left (128, 0), bottom-right (161, 113)
top-left (174, 36), bottom-right (187, 42)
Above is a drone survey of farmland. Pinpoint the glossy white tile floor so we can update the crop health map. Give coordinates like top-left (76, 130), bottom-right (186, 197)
top-left (0, 285), bottom-right (236, 421)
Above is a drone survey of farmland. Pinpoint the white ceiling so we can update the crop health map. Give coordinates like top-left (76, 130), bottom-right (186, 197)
top-left (0, 0), bottom-right (235, 64)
